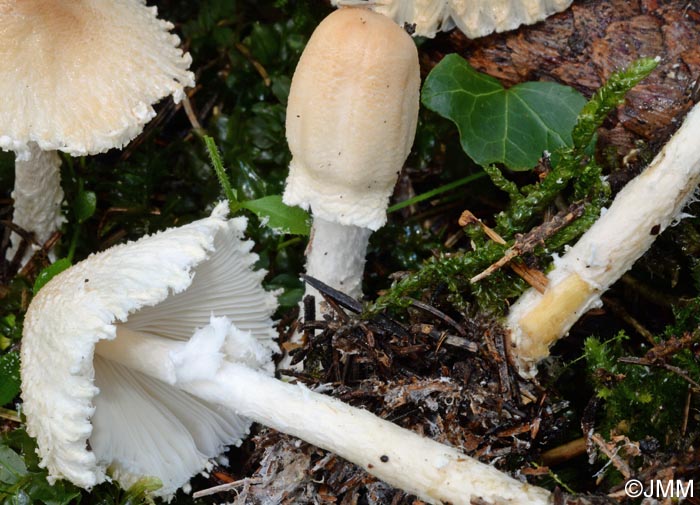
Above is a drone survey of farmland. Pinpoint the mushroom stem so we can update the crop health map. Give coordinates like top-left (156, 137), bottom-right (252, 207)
top-left (305, 216), bottom-right (372, 303)
top-left (187, 363), bottom-right (552, 505)
top-left (507, 103), bottom-right (700, 377)
top-left (8, 144), bottom-right (64, 261)
top-left (283, 218), bottom-right (371, 368)
top-left (98, 325), bottom-right (551, 505)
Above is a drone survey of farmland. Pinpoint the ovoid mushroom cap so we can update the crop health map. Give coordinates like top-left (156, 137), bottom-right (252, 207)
top-left (283, 7), bottom-right (421, 231)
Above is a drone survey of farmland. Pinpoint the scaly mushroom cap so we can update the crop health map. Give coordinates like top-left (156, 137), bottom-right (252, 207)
top-left (331, 0), bottom-right (452, 37)
top-left (283, 7), bottom-right (420, 231)
top-left (0, 0), bottom-right (194, 157)
top-left (448, 0), bottom-right (573, 38)
top-left (331, 0), bottom-right (573, 39)
top-left (21, 203), bottom-right (278, 496)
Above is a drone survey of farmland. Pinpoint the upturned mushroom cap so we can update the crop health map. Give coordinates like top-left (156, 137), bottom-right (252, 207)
top-left (0, 0), bottom-right (194, 157)
top-left (283, 7), bottom-right (420, 231)
top-left (21, 203), bottom-right (278, 496)
top-left (331, 0), bottom-right (573, 39)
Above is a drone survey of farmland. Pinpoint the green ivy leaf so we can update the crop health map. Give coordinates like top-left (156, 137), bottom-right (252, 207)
top-left (33, 259), bottom-right (72, 294)
top-left (20, 477), bottom-right (82, 505)
top-left (0, 352), bottom-right (20, 407)
top-left (422, 54), bottom-right (586, 170)
top-left (242, 195), bottom-right (310, 235)
top-left (0, 444), bottom-right (27, 489)
top-left (1, 431), bottom-right (82, 505)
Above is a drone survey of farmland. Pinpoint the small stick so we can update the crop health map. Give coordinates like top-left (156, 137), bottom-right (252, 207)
top-left (408, 298), bottom-right (466, 336)
top-left (540, 437), bottom-right (587, 466)
top-left (682, 385), bottom-right (691, 437)
top-left (601, 296), bottom-right (656, 345)
top-left (459, 210), bottom-right (505, 244)
top-left (511, 260), bottom-right (549, 294)
top-left (617, 356), bottom-right (700, 391)
top-left (470, 203), bottom-right (585, 284)
top-left (620, 274), bottom-right (682, 308)
top-left (192, 478), bottom-right (258, 499)
top-left (459, 210), bottom-right (549, 292)
top-left (182, 95), bottom-right (203, 130)
top-left (590, 433), bottom-right (632, 480)
top-left (234, 42), bottom-right (271, 86)
top-left (0, 407), bottom-right (20, 423)
top-left (413, 324), bottom-right (478, 352)
top-left (19, 230), bottom-right (62, 278)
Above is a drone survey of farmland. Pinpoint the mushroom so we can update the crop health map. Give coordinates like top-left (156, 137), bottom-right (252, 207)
top-left (330, 0), bottom-right (573, 38)
top-left (506, 102), bottom-right (700, 377)
top-left (21, 203), bottom-right (278, 495)
top-left (283, 7), bottom-right (420, 308)
top-left (22, 202), bottom-right (552, 504)
top-left (447, 0), bottom-right (574, 38)
top-left (0, 0), bottom-right (194, 261)
top-left (331, 0), bottom-right (452, 37)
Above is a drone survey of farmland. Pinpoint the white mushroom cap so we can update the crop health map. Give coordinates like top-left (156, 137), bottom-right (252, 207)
top-left (448, 0), bottom-right (573, 38)
top-left (331, 0), bottom-right (573, 39)
top-left (0, 0), bottom-right (194, 157)
top-left (283, 7), bottom-right (420, 231)
top-left (331, 0), bottom-right (452, 38)
top-left (382, 0), bottom-right (453, 37)
top-left (20, 203), bottom-right (278, 496)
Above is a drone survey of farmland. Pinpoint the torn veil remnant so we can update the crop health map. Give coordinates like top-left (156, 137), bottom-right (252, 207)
top-left (22, 203), bottom-right (552, 504)
top-left (330, 0), bottom-right (573, 38)
top-left (283, 7), bottom-right (420, 310)
top-left (0, 0), bottom-right (194, 261)
top-left (507, 102), bottom-right (700, 378)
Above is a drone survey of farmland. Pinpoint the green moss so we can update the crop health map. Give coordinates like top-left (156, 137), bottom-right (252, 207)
top-left (370, 58), bottom-right (657, 316)
top-left (584, 326), bottom-right (699, 443)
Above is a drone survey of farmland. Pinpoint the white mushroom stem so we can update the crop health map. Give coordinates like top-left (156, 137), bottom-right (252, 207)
top-left (285, 217), bottom-right (370, 369)
top-left (305, 216), bottom-right (372, 305)
top-left (8, 144), bottom-right (64, 261)
top-left (98, 326), bottom-right (552, 505)
top-left (507, 103), bottom-right (700, 377)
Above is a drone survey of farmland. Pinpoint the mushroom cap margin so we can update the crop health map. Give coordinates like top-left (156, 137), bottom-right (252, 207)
top-left (0, 0), bottom-right (194, 157)
top-left (20, 202), bottom-right (278, 493)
